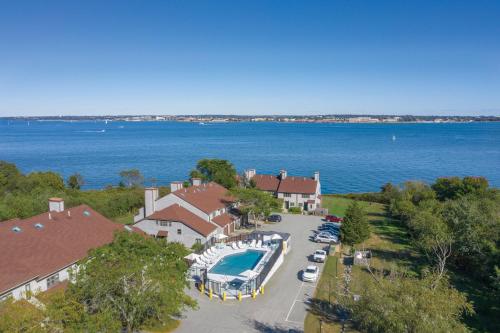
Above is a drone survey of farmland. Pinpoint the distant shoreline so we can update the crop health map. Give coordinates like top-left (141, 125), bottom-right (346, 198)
top-left (2, 115), bottom-right (499, 124)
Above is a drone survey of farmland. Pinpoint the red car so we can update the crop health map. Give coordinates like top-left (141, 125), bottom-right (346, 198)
top-left (325, 215), bottom-right (343, 223)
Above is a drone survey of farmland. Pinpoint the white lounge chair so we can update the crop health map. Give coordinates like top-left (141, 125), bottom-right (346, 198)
top-left (231, 242), bottom-right (238, 250)
top-left (256, 240), bottom-right (262, 248)
top-left (249, 239), bottom-right (256, 248)
top-left (237, 241), bottom-right (244, 248)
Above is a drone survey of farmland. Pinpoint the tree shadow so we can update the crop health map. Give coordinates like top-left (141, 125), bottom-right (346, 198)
top-left (250, 319), bottom-right (303, 333)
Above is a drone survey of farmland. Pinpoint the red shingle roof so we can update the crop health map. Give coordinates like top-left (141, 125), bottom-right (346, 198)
top-left (212, 213), bottom-right (234, 227)
top-left (149, 204), bottom-right (217, 237)
top-left (252, 174), bottom-right (281, 192)
top-left (173, 182), bottom-right (235, 214)
top-left (278, 176), bottom-right (318, 194)
top-left (0, 205), bottom-right (125, 294)
top-left (251, 174), bottom-right (318, 194)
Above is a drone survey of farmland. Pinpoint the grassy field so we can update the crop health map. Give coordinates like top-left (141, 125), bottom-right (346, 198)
top-left (304, 254), bottom-right (344, 333)
top-left (113, 212), bottom-right (134, 225)
top-left (305, 196), bottom-right (419, 333)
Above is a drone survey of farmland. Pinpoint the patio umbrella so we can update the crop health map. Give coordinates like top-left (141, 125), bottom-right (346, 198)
top-left (271, 233), bottom-right (282, 240)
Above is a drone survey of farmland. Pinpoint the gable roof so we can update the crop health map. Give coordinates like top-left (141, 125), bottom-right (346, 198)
top-left (148, 204), bottom-right (217, 237)
top-left (0, 205), bottom-right (125, 294)
top-left (172, 182), bottom-right (235, 214)
top-left (251, 173), bottom-right (318, 194)
top-left (252, 174), bottom-right (281, 192)
top-left (212, 213), bottom-right (235, 227)
top-left (277, 176), bottom-right (318, 194)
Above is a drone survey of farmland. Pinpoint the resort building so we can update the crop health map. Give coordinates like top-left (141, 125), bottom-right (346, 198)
top-left (244, 169), bottom-right (322, 211)
top-left (133, 179), bottom-right (240, 247)
top-left (0, 198), bottom-right (135, 301)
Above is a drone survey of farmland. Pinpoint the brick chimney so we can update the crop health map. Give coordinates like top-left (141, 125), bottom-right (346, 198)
top-left (280, 169), bottom-right (287, 180)
top-left (144, 187), bottom-right (159, 217)
top-left (191, 178), bottom-right (202, 186)
top-left (49, 198), bottom-right (64, 213)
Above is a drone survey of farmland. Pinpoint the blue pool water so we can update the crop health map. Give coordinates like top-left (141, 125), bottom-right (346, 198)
top-left (209, 250), bottom-right (264, 276)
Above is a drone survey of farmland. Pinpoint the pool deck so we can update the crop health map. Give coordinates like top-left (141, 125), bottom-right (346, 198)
top-left (206, 247), bottom-right (270, 282)
top-left (176, 214), bottom-right (326, 333)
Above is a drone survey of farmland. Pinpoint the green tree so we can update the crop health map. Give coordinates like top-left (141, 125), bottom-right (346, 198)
top-left (67, 173), bottom-right (84, 190)
top-left (69, 231), bottom-right (196, 333)
top-left (339, 272), bottom-right (473, 333)
top-left (230, 187), bottom-right (282, 227)
top-left (119, 169), bottom-right (144, 188)
top-left (0, 299), bottom-right (45, 333)
top-left (340, 201), bottom-right (370, 246)
top-left (190, 159), bottom-right (237, 189)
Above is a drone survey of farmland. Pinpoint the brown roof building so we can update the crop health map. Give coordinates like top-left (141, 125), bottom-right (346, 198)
top-left (245, 169), bottom-right (322, 212)
top-left (0, 200), bottom-right (130, 300)
top-left (133, 179), bottom-right (240, 247)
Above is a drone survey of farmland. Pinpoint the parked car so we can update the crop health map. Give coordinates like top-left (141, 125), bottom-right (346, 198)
top-left (319, 223), bottom-right (340, 231)
top-left (302, 265), bottom-right (319, 282)
top-left (267, 214), bottom-right (282, 222)
top-left (314, 232), bottom-right (339, 243)
top-left (325, 215), bottom-right (343, 223)
top-left (313, 250), bottom-right (327, 262)
top-left (319, 229), bottom-right (340, 237)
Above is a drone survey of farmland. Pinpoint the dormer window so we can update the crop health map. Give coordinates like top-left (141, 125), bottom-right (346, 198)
top-left (83, 210), bottom-right (91, 217)
top-left (34, 223), bottom-right (44, 229)
top-left (12, 226), bottom-right (21, 233)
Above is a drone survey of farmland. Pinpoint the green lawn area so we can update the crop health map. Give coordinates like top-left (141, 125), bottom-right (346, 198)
top-left (321, 195), bottom-right (380, 217)
top-left (113, 212), bottom-right (134, 225)
top-left (305, 254), bottom-right (345, 333)
top-left (305, 196), bottom-right (419, 332)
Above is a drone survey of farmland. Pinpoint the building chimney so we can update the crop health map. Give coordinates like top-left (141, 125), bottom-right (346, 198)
top-left (170, 181), bottom-right (183, 193)
top-left (280, 169), bottom-right (287, 180)
top-left (49, 198), bottom-right (64, 213)
top-left (244, 169), bottom-right (256, 180)
top-left (144, 187), bottom-right (159, 217)
top-left (314, 171), bottom-right (320, 182)
top-left (191, 178), bottom-right (202, 186)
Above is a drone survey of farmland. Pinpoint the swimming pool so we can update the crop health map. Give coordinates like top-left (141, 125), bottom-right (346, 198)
top-left (209, 250), bottom-right (264, 276)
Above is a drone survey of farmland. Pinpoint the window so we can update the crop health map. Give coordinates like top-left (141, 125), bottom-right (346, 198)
top-left (289, 202), bottom-right (295, 207)
top-left (47, 273), bottom-right (60, 288)
top-left (284, 193), bottom-right (291, 198)
top-left (177, 229), bottom-right (182, 235)
top-left (302, 194), bottom-right (310, 199)
top-left (195, 238), bottom-right (201, 244)
top-left (160, 221), bottom-right (171, 227)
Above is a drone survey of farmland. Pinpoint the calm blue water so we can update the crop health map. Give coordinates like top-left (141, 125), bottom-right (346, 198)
top-left (209, 249), bottom-right (264, 276)
top-left (0, 120), bottom-right (499, 193)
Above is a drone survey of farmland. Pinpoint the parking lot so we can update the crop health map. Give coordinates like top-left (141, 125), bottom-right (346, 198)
top-left (176, 214), bottom-right (327, 333)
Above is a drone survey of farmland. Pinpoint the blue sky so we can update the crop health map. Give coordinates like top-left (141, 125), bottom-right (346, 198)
top-left (0, 0), bottom-right (499, 116)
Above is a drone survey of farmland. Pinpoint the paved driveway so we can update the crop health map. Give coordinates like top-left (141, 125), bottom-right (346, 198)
top-left (176, 214), bottom-right (326, 333)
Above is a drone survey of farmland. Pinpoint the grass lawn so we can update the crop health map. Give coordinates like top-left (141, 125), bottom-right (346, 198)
top-left (305, 196), bottom-right (419, 332)
top-left (113, 212), bottom-right (134, 225)
top-left (304, 254), bottom-right (345, 333)
top-left (321, 195), bottom-right (380, 218)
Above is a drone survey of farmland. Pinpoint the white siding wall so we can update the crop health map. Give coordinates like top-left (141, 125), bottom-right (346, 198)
top-left (1, 264), bottom-right (77, 301)
top-left (277, 180), bottom-right (321, 210)
top-left (133, 219), bottom-right (221, 248)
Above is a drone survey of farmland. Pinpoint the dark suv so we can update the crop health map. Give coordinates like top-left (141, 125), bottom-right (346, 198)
top-left (268, 214), bottom-right (282, 222)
